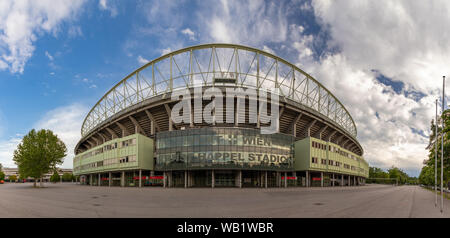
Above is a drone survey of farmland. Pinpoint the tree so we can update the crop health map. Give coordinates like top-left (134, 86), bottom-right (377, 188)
top-left (9, 175), bottom-right (17, 182)
top-left (50, 171), bottom-right (60, 183)
top-left (13, 129), bottom-right (67, 188)
top-left (0, 171), bottom-right (5, 181)
top-left (0, 162), bottom-right (3, 172)
top-left (62, 173), bottom-right (73, 182)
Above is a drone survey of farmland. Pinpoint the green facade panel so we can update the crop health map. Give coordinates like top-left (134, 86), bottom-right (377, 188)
top-left (73, 133), bottom-right (154, 175)
top-left (294, 137), bottom-right (369, 178)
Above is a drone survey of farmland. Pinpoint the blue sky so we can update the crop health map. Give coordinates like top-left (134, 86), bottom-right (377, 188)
top-left (1, 0), bottom-right (449, 177)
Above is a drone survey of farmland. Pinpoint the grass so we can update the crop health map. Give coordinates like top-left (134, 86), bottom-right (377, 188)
top-left (424, 186), bottom-right (450, 200)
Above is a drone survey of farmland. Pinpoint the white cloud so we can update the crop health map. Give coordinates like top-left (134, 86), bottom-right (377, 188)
top-left (0, 104), bottom-right (88, 169)
top-left (0, 0), bottom-right (86, 73)
top-left (311, 0), bottom-right (450, 94)
top-left (0, 136), bottom-right (22, 168)
top-left (34, 104), bottom-right (88, 168)
top-left (68, 25), bottom-right (83, 38)
top-left (161, 47), bottom-right (172, 56)
top-left (98, 0), bottom-right (118, 18)
top-left (199, 0), bottom-right (289, 45)
top-left (181, 28), bottom-right (196, 40)
top-left (45, 51), bottom-right (53, 61)
top-left (137, 55), bottom-right (149, 65)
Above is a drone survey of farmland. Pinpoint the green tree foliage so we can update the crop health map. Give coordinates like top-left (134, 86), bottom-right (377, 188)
top-left (13, 129), bottom-right (67, 188)
top-left (368, 166), bottom-right (417, 185)
top-left (50, 171), bottom-right (60, 183)
top-left (419, 109), bottom-right (450, 186)
top-left (0, 171), bottom-right (5, 181)
top-left (9, 175), bottom-right (17, 182)
top-left (62, 173), bottom-right (73, 182)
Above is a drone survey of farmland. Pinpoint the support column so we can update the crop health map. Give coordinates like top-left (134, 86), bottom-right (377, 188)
top-left (348, 175), bottom-right (350, 186)
top-left (90, 174), bottom-right (93, 186)
top-left (306, 171), bottom-right (309, 187)
top-left (139, 170), bottom-right (142, 188)
top-left (277, 172), bottom-right (281, 187)
top-left (121, 171), bottom-right (125, 187)
top-left (168, 171), bottom-right (172, 188)
top-left (109, 172), bottom-right (112, 187)
top-left (212, 170), bottom-right (215, 188)
top-left (239, 170), bottom-right (242, 188)
top-left (163, 171), bottom-right (167, 188)
top-left (284, 172), bottom-right (287, 188)
top-left (98, 173), bottom-right (101, 186)
top-left (265, 171), bottom-right (268, 189)
top-left (341, 174), bottom-right (344, 187)
top-left (320, 172), bottom-right (323, 187)
top-left (354, 176), bottom-right (356, 186)
top-left (184, 170), bottom-right (187, 188)
top-left (332, 173), bottom-right (335, 187)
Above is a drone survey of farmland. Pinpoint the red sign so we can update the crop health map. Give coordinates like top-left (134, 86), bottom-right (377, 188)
top-left (281, 176), bottom-right (297, 180)
top-left (133, 176), bottom-right (164, 180)
top-left (101, 178), bottom-right (109, 181)
top-left (312, 177), bottom-right (322, 181)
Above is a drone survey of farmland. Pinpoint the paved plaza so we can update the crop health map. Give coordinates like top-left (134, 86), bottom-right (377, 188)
top-left (0, 183), bottom-right (449, 218)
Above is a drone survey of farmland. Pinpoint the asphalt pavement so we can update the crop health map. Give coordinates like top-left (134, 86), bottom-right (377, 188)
top-left (0, 183), bottom-right (448, 218)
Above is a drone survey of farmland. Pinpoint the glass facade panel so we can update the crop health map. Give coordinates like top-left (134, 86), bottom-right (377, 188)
top-left (155, 127), bottom-right (294, 171)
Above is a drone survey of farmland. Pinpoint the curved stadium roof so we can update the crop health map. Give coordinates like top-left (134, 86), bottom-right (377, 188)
top-left (80, 43), bottom-right (357, 141)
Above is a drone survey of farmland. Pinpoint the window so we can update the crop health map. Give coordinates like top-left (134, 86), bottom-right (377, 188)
top-left (328, 160), bottom-right (334, 166)
top-left (321, 159), bottom-right (326, 165)
top-left (311, 157), bottom-right (318, 164)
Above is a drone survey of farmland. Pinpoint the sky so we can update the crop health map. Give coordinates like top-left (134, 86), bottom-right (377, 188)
top-left (0, 0), bottom-right (448, 177)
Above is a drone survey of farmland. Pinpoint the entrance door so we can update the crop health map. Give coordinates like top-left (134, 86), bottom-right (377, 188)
top-left (215, 171), bottom-right (235, 187)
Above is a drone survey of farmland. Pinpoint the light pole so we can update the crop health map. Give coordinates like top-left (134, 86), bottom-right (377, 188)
top-left (441, 75), bottom-right (445, 213)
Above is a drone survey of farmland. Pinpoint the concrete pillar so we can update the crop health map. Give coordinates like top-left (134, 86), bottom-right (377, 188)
top-left (265, 171), bottom-right (268, 189)
top-left (139, 170), bottom-right (142, 188)
top-left (239, 170), bottom-right (242, 188)
top-left (284, 172), bottom-right (287, 188)
top-left (354, 176), bottom-right (356, 186)
top-left (348, 175), bottom-right (350, 186)
top-left (320, 172), bottom-right (324, 187)
top-left (121, 171), bottom-right (125, 187)
top-left (212, 170), bottom-right (215, 188)
top-left (109, 172), bottom-right (112, 187)
top-left (163, 171), bottom-right (167, 188)
top-left (306, 171), bottom-right (309, 187)
top-left (168, 171), bottom-right (172, 188)
top-left (185, 170), bottom-right (187, 188)
top-left (277, 172), bottom-right (281, 187)
top-left (332, 173), bottom-right (335, 187)
top-left (341, 174), bottom-right (344, 187)
top-left (90, 174), bottom-right (93, 186)
top-left (98, 173), bottom-right (101, 186)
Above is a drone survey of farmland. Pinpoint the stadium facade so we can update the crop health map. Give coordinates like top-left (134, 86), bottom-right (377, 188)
top-left (73, 43), bottom-right (369, 188)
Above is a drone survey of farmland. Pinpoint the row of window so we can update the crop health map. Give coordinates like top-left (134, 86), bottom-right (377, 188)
top-left (311, 141), bottom-right (362, 162)
top-left (74, 155), bottom-right (137, 172)
top-left (311, 157), bottom-right (365, 172)
top-left (75, 138), bottom-right (137, 162)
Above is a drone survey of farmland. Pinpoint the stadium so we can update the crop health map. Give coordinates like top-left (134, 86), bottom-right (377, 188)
top-left (73, 43), bottom-right (369, 188)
